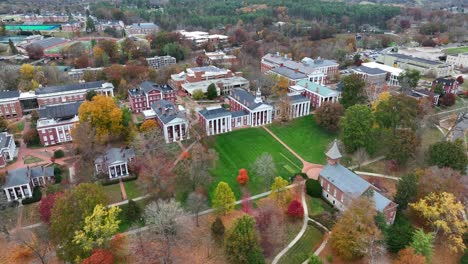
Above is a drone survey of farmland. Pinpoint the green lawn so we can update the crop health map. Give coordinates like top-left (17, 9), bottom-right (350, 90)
top-left (278, 225), bottom-right (323, 264)
top-left (102, 180), bottom-right (144, 204)
top-left (443, 46), bottom-right (468, 55)
top-left (306, 196), bottom-right (334, 217)
top-left (208, 128), bottom-right (302, 198)
top-left (23, 155), bottom-right (44, 164)
top-left (16, 121), bottom-right (25, 132)
top-left (268, 116), bottom-right (335, 164)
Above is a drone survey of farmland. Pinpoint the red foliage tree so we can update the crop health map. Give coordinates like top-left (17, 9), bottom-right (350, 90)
top-left (241, 191), bottom-right (253, 215)
top-left (457, 75), bottom-right (464, 84)
top-left (38, 192), bottom-right (62, 224)
top-left (440, 93), bottom-right (456, 107)
top-left (181, 150), bottom-right (190, 160)
top-left (75, 54), bottom-right (90, 68)
top-left (82, 249), bottom-right (114, 264)
top-left (236, 168), bottom-right (249, 185)
top-left (287, 199), bottom-right (304, 218)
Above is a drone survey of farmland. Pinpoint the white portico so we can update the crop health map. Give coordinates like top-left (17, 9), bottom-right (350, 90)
top-left (146, 100), bottom-right (190, 143)
top-left (229, 88), bottom-right (274, 127)
top-left (199, 107), bottom-right (232, 136)
top-left (95, 148), bottom-right (135, 179)
top-left (2, 166), bottom-right (55, 201)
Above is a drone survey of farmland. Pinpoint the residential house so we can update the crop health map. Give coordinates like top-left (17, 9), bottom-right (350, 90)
top-left (261, 53), bottom-right (338, 83)
top-left (318, 141), bottom-right (398, 225)
top-left (0, 132), bottom-right (17, 168)
top-left (432, 77), bottom-right (460, 94)
top-left (143, 100), bottom-right (189, 143)
top-left (378, 53), bottom-right (452, 78)
top-left (169, 66), bottom-right (248, 96)
top-left (406, 89), bottom-right (440, 105)
top-left (36, 102), bottom-right (82, 146)
top-left (146, 55), bottom-right (176, 69)
top-left (95, 147), bottom-right (135, 179)
top-left (289, 79), bottom-right (340, 108)
top-left (2, 166), bottom-right (55, 201)
top-left (126, 23), bottom-right (159, 35)
top-left (128, 81), bottom-right (176, 113)
top-left (352, 65), bottom-right (388, 86)
top-left (446, 53), bottom-right (468, 68)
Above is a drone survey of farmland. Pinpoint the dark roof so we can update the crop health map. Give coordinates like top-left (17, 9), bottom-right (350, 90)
top-left (0, 132), bottom-right (11, 149)
top-left (434, 77), bottom-right (456, 86)
top-left (151, 99), bottom-right (185, 124)
top-left (413, 89), bottom-right (440, 97)
top-left (389, 53), bottom-right (442, 66)
top-left (230, 88), bottom-right (267, 110)
top-left (38, 101), bottom-right (82, 119)
top-left (232, 110), bottom-right (249, 117)
top-left (199, 107), bottom-right (231, 119)
top-left (288, 94), bottom-right (309, 104)
top-left (28, 37), bottom-right (67, 49)
top-left (95, 147), bottom-right (135, 164)
top-left (354, 65), bottom-right (387, 75)
top-left (35, 81), bottom-right (105, 95)
top-left (0, 90), bottom-right (20, 99)
top-left (129, 81), bottom-right (173, 96)
top-left (270, 67), bottom-right (308, 80)
top-left (3, 166), bottom-right (54, 188)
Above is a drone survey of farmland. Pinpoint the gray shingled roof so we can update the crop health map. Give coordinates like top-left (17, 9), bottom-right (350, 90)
top-left (231, 110), bottom-right (249, 117)
top-left (128, 81), bottom-right (173, 96)
top-left (199, 107), bottom-right (231, 119)
top-left (389, 53), bottom-right (443, 66)
top-left (3, 166), bottom-right (54, 188)
top-left (28, 37), bottom-right (67, 49)
top-left (270, 67), bottom-right (308, 80)
top-left (38, 101), bottom-right (82, 119)
top-left (354, 66), bottom-right (387, 75)
top-left (434, 77), bottom-right (456, 86)
top-left (0, 132), bottom-right (11, 149)
top-left (325, 140), bottom-right (342, 160)
top-left (262, 53), bottom-right (338, 75)
top-left (230, 88), bottom-right (268, 110)
top-left (35, 81), bottom-right (105, 95)
top-left (95, 147), bottom-right (135, 164)
top-left (151, 99), bottom-right (185, 124)
top-left (0, 90), bottom-right (20, 99)
top-left (288, 94), bottom-right (309, 104)
top-left (320, 163), bottom-right (393, 212)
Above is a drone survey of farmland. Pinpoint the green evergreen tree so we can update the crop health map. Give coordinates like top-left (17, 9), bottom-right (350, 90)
top-left (206, 83), bottom-right (218, 100)
top-left (410, 229), bottom-right (434, 262)
top-left (394, 173), bottom-right (418, 210)
top-left (340, 104), bottom-right (376, 154)
top-left (225, 215), bottom-right (265, 264)
top-left (339, 74), bottom-right (367, 108)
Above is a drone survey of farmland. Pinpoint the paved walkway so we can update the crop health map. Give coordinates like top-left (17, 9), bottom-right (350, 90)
top-left (354, 171), bottom-right (400, 181)
top-left (272, 184), bottom-right (307, 264)
top-left (348, 156), bottom-right (385, 170)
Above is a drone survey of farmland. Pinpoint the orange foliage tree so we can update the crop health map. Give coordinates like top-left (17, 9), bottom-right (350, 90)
top-left (236, 168), bottom-right (249, 185)
top-left (393, 248), bottom-right (426, 264)
top-left (139, 119), bottom-right (158, 133)
top-left (82, 249), bottom-right (114, 264)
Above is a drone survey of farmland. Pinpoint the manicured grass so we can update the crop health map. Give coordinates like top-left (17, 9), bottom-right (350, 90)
top-left (23, 155), bottom-right (44, 164)
top-left (268, 116), bottom-right (335, 164)
top-left (208, 128), bottom-right (302, 198)
top-left (102, 180), bottom-right (144, 204)
top-left (443, 46), bottom-right (468, 55)
top-left (278, 225), bottom-right (323, 264)
top-left (306, 196), bottom-right (334, 217)
top-left (16, 121), bottom-right (24, 132)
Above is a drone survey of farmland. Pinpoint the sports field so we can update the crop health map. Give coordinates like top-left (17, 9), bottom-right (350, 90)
top-left (44, 40), bottom-right (93, 54)
top-left (208, 127), bottom-right (303, 198)
top-left (268, 116), bottom-right (335, 164)
top-left (6, 24), bottom-right (60, 31)
top-left (443, 46), bottom-right (468, 55)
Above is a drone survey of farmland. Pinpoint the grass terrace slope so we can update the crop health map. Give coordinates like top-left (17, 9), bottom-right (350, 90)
top-left (277, 225), bottom-right (323, 264)
top-left (268, 116), bottom-right (335, 164)
top-left (208, 128), bottom-right (302, 198)
top-left (443, 46), bottom-right (468, 55)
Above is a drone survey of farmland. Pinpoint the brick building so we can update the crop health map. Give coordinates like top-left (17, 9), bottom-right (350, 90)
top-left (0, 90), bottom-right (22, 119)
top-left (261, 53), bottom-right (339, 83)
top-left (289, 79), bottom-right (340, 108)
top-left (36, 102), bottom-right (82, 146)
top-left (178, 30), bottom-right (228, 47)
top-left (126, 23), bottom-right (159, 35)
top-left (318, 141), bottom-right (398, 225)
top-left (146, 56), bottom-right (176, 69)
top-left (204, 51), bottom-right (237, 67)
top-left (352, 66), bottom-right (388, 86)
top-left (432, 77), bottom-right (460, 94)
top-left (128, 81), bottom-right (176, 113)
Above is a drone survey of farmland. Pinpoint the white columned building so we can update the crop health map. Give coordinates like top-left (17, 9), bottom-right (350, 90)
top-left (95, 148), bottom-right (135, 179)
top-left (2, 166), bottom-right (55, 202)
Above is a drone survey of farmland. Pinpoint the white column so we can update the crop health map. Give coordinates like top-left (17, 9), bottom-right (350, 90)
top-left (26, 184), bottom-right (31, 197)
top-left (172, 125), bottom-right (176, 141)
top-left (20, 186), bottom-right (25, 199)
top-left (13, 188), bottom-right (17, 200)
top-left (214, 119), bottom-right (217, 134)
top-left (5, 189), bottom-right (11, 201)
top-left (164, 125), bottom-right (169, 143)
top-left (125, 163), bottom-right (128, 175)
top-left (108, 165), bottom-right (113, 178)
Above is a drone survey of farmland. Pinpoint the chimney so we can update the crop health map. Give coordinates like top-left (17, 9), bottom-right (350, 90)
top-left (305, 82), bottom-right (308, 88)
top-left (294, 68), bottom-right (298, 73)
top-left (316, 87), bottom-right (319, 93)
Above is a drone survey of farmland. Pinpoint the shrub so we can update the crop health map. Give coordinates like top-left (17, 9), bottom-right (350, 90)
top-left (440, 93), bottom-right (456, 107)
top-left (386, 214), bottom-right (415, 253)
top-left (22, 186), bottom-right (42, 204)
top-left (125, 199), bottom-right (142, 223)
top-left (192, 89), bottom-right (205, 100)
top-left (308, 254), bottom-right (324, 264)
top-left (23, 129), bottom-right (40, 146)
top-left (54, 165), bottom-right (63, 184)
top-left (211, 216), bottom-right (225, 238)
top-left (305, 179), bottom-right (322, 198)
top-left (101, 175), bottom-right (138, 186)
top-left (53, 149), bottom-right (65, 159)
top-left (236, 168), bottom-right (249, 185)
top-left (287, 199), bottom-right (304, 218)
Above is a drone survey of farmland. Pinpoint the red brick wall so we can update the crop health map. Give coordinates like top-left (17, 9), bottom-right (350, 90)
top-left (37, 93), bottom-right (86, 107)
top-left (0, 101), bottom-right (22, 119)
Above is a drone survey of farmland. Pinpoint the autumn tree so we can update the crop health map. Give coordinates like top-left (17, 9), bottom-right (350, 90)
top-left (145, 199), bottom-right (186, 264)
top-left (73, 204), bottom-right (121, 259)
top-left (393, 248), bottom-right (426, 264)
top-left (385, 214), bottom-right (415, 253)
top-left (340, 73), bottom-right (367, 108)
top-left (78, 95), bottom-right (123, 142)
top-left (330, 197), bottom-right (382, 261)
top-left (270, 177), bottom-right (289, 206)
top-left (224, 215), bottom-right (265, 264)
top-left (398, 69), bottom-right (421, 92)
top-left (386, 129), bottom-right (419, 165)
top-left (410, 192), bottom-right (467, 253)
top-left (38, 192), bottom-right (62, 224)
top-left (50, 183), bottom-right (108, 262)
top-left (186, 191), bottom-right (208, 227)
top-left (26, 44), bottom-right (44, 60)
top-left (273, 76), bottom-right (289, 96)
top-left (394, 173), bottom-right (418, 211)
top-left (212, 181), bottom-right (236, 215)
top-left (417, 167), bottom-right (467, 203)
top-left (427, 140), bottom-right (468, 171)
top-left (11, 229), bottom-right (53, 264)
top-left (251, 153), bottom-right (276, 186)
top-left (287, 199), bottom-right (304, 218)
top-left (82, 249), bottom-right (114, 264)
top-left (314, 102), bottom-right (345, 132)
top-left (139, 119), bottom-right (158, 133)
top-left (237, 168), bottom-right (249, 186)
top-left (409, 229), bottom-right (434, 262)
top-left (340, 104), bottom-right (376, 153)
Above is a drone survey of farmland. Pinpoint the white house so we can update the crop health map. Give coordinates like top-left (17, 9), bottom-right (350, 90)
top-left (2, 166), bottom-right (55, 201)
top-left (0, 132), bottom-right (17, 167)
top-left (144, 100), bottom-right (190, 143)
top-left (95, 148), bottom-right (135, 179)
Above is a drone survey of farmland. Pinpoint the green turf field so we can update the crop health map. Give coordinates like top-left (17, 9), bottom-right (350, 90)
top-left (443, 46), bottom-right (468, 55)
top-left (268, 116), bottom-right (335, 164)
top-left (208, 127), bottom-right (302, 198)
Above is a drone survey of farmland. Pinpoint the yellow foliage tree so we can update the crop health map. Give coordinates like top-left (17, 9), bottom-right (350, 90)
top-left (140, 119), bottom-right (158, 133)
top-left (273, 76), bottom-right (289, 96)
top-left (93, 46), bottom-right (104, 61)
top-left (410, 192), bottom-right (468, 253)
top-left (78, 95), bottom-right (123, 142)
top-left (269, 176), bottom-right (289, 206)
top-left (371, 91), bottom-right (391, 112)
top-left (20, 64), bottom-right (35, 80)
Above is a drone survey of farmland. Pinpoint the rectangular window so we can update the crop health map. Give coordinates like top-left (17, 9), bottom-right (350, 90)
top-left (333, 188), bottom-right (336, 197)
top-left (326, 183), bottom-right (330, 192)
